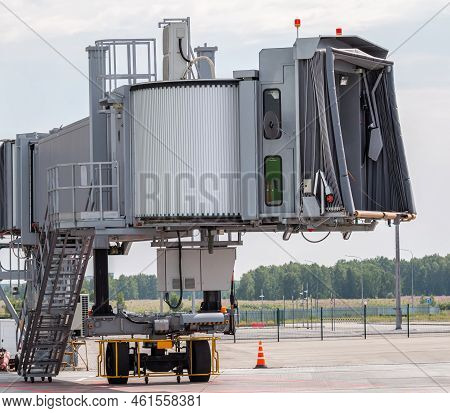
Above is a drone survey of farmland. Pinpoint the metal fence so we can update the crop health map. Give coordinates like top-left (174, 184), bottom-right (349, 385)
top-left (222, 305), bottom-right (450, 342)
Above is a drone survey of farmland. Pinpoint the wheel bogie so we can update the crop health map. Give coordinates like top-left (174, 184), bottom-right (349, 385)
top-left (100, 339), bottom-right (213, 385)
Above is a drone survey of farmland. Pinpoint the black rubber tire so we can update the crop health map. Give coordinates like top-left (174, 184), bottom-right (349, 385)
top-left (106, 342), bottom-right (129, 385)
top-left (48, 377), bottom-right (52, 383)
top-left (188, 341), bottom-right (211, 383)
top-left (24, 377), bottom-right (28, 382)
top-left (107, 377), bottom-right (128, 385)
top-left (30, 377), bottom-right (34, 383)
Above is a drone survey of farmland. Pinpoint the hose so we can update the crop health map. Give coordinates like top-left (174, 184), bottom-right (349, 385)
top-left (225, 272), bottom-right (238, 335)
top-left (119, 311), bottom-right (150, 325)
top-left (301, 231), bottom-right (331, 244)
top-left (182, 56), bottom-right (216, 80)
top-left (164, 232), bottom-right (183, 310)
top-left (178, 38), bottom-right (190, 63)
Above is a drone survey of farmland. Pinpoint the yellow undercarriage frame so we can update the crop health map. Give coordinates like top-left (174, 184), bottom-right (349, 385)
top-left (97, 336), bottom-right (220, 382)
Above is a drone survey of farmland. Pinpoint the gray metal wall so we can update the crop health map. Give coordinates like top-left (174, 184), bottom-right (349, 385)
top-left (33, 118), bottom-right (90, 225)
top-left (258, 48), bottom-right (297, 217)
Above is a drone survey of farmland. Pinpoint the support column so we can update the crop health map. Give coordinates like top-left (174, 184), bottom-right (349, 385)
top-left (159, 292), bottom-right (164, 314)
top-left (92, 249), bottom-right (113, 316)
top-left (192, 292), bottom-right (196, 314)
top-left (201, 291), bottom-right (222, 313)
top-left (86, 45), bottom-right (108, 164)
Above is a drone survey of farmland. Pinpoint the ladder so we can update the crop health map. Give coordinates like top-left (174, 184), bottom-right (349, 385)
top-left (17, 215), bottom-right (94, 380)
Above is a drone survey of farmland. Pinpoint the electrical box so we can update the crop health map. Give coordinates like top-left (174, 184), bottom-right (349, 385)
top-left (162, 22), bottom-right (188, 80)
top-left (71, 293), bottom-right (89, 337)
top-left (0, 319), bottom-right (17, 356)
top-left (157, 248), bottom-right (236, 292)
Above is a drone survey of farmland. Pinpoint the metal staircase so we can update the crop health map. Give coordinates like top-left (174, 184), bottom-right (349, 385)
top-left (17, 213), bottom-right (94, 381)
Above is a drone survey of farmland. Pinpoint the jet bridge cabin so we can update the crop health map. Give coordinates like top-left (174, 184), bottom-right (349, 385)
top-left (0, 20), bottom-right (416, 384)
top-left (10, 36), bottom-right (414, 239)
top-left (252, 36), bottom-right (416, 233)
top-left (127, 35), bottom-right (416, 234)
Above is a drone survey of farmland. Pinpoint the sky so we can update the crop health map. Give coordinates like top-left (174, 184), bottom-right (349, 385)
top-left (0, 0), bottom-right (449, 278)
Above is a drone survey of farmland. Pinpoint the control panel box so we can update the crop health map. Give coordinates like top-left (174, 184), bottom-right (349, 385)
top-left (162, 22), bottom-right (188, 80)
top-left (157, 248), bottom-right (236, 292)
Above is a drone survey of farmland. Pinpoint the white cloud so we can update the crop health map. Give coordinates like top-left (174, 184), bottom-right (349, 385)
top-left (0, 0), bottom-right (436, 44)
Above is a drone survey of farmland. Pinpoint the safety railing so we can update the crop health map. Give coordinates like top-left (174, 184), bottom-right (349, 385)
top-left (47, 161), bottom-right (121, 228)
top-left (222, 305), bottom-right (449, 342)
top-left (95, 38), bottom-right (157, 95)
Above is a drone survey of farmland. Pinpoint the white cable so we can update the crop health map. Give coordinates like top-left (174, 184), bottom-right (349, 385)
top-left (182, 56), bottom-right (216, 80)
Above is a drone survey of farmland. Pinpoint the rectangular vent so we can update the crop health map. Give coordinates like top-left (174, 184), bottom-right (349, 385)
top-left (185, 278), bottom-right (196, 289)
top-left (80, 294), bottom-right (89, 337)
top-left (172, 278), bottom-right (181, 290)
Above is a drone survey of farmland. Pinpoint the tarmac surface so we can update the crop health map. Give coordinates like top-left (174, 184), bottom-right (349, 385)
top-left (1, 335), bottom-right (450, 392)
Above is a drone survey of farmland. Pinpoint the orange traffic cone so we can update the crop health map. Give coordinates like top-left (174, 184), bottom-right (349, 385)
top-left (254, 340), bottom-right (268, 369)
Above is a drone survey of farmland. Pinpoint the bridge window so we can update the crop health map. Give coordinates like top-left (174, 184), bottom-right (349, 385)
top-left (264, 155), bottom-right (283, 206)
top-left (263, 89), bottom-right (282, 139)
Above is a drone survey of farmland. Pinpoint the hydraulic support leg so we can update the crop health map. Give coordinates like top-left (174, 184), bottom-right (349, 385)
top-left (201, 291), bottom-right (222, 312)
top-left (92, 249), bottom-right (113, 316)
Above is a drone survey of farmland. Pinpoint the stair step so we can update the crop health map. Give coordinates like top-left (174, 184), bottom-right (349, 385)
top-left (34, 326), bottom-right (69, 331)
top-left (34, 342), bottom-right (66, 347)
top-left (32, 360), bottom-right (60, 366)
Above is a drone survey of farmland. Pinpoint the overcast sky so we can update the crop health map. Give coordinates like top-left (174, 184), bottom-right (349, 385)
top-left (0, 0), bottom-right (449, 278)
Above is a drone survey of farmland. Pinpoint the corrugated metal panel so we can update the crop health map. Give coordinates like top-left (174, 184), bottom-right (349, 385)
top-left (0, 140), bottom-right (16, 232)
top-left (132, 81), bottom-right (241, 218)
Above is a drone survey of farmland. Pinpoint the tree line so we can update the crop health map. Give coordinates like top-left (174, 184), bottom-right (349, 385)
top-left (81, 274), bottom-right (158, 303)
top-left (236, 254), bottom-right (450, 301)
top-left (3, 254), bottom-right (449, 306)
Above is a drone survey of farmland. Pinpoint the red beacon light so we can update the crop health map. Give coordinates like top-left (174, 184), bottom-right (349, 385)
top-left (336, 27), bottom-right (343, 36)
top-left (294, 18), bottom-right (301, 38)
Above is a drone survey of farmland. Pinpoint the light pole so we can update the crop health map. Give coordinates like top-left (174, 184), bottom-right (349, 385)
top-left (303, 262), bottom-right (313, 328)
top-left (394, 217), bottom-right (402, 330)
top-left (401, 249), bottom-right (414, 308)
top-left (345, 255), bottom-right (364, 309)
